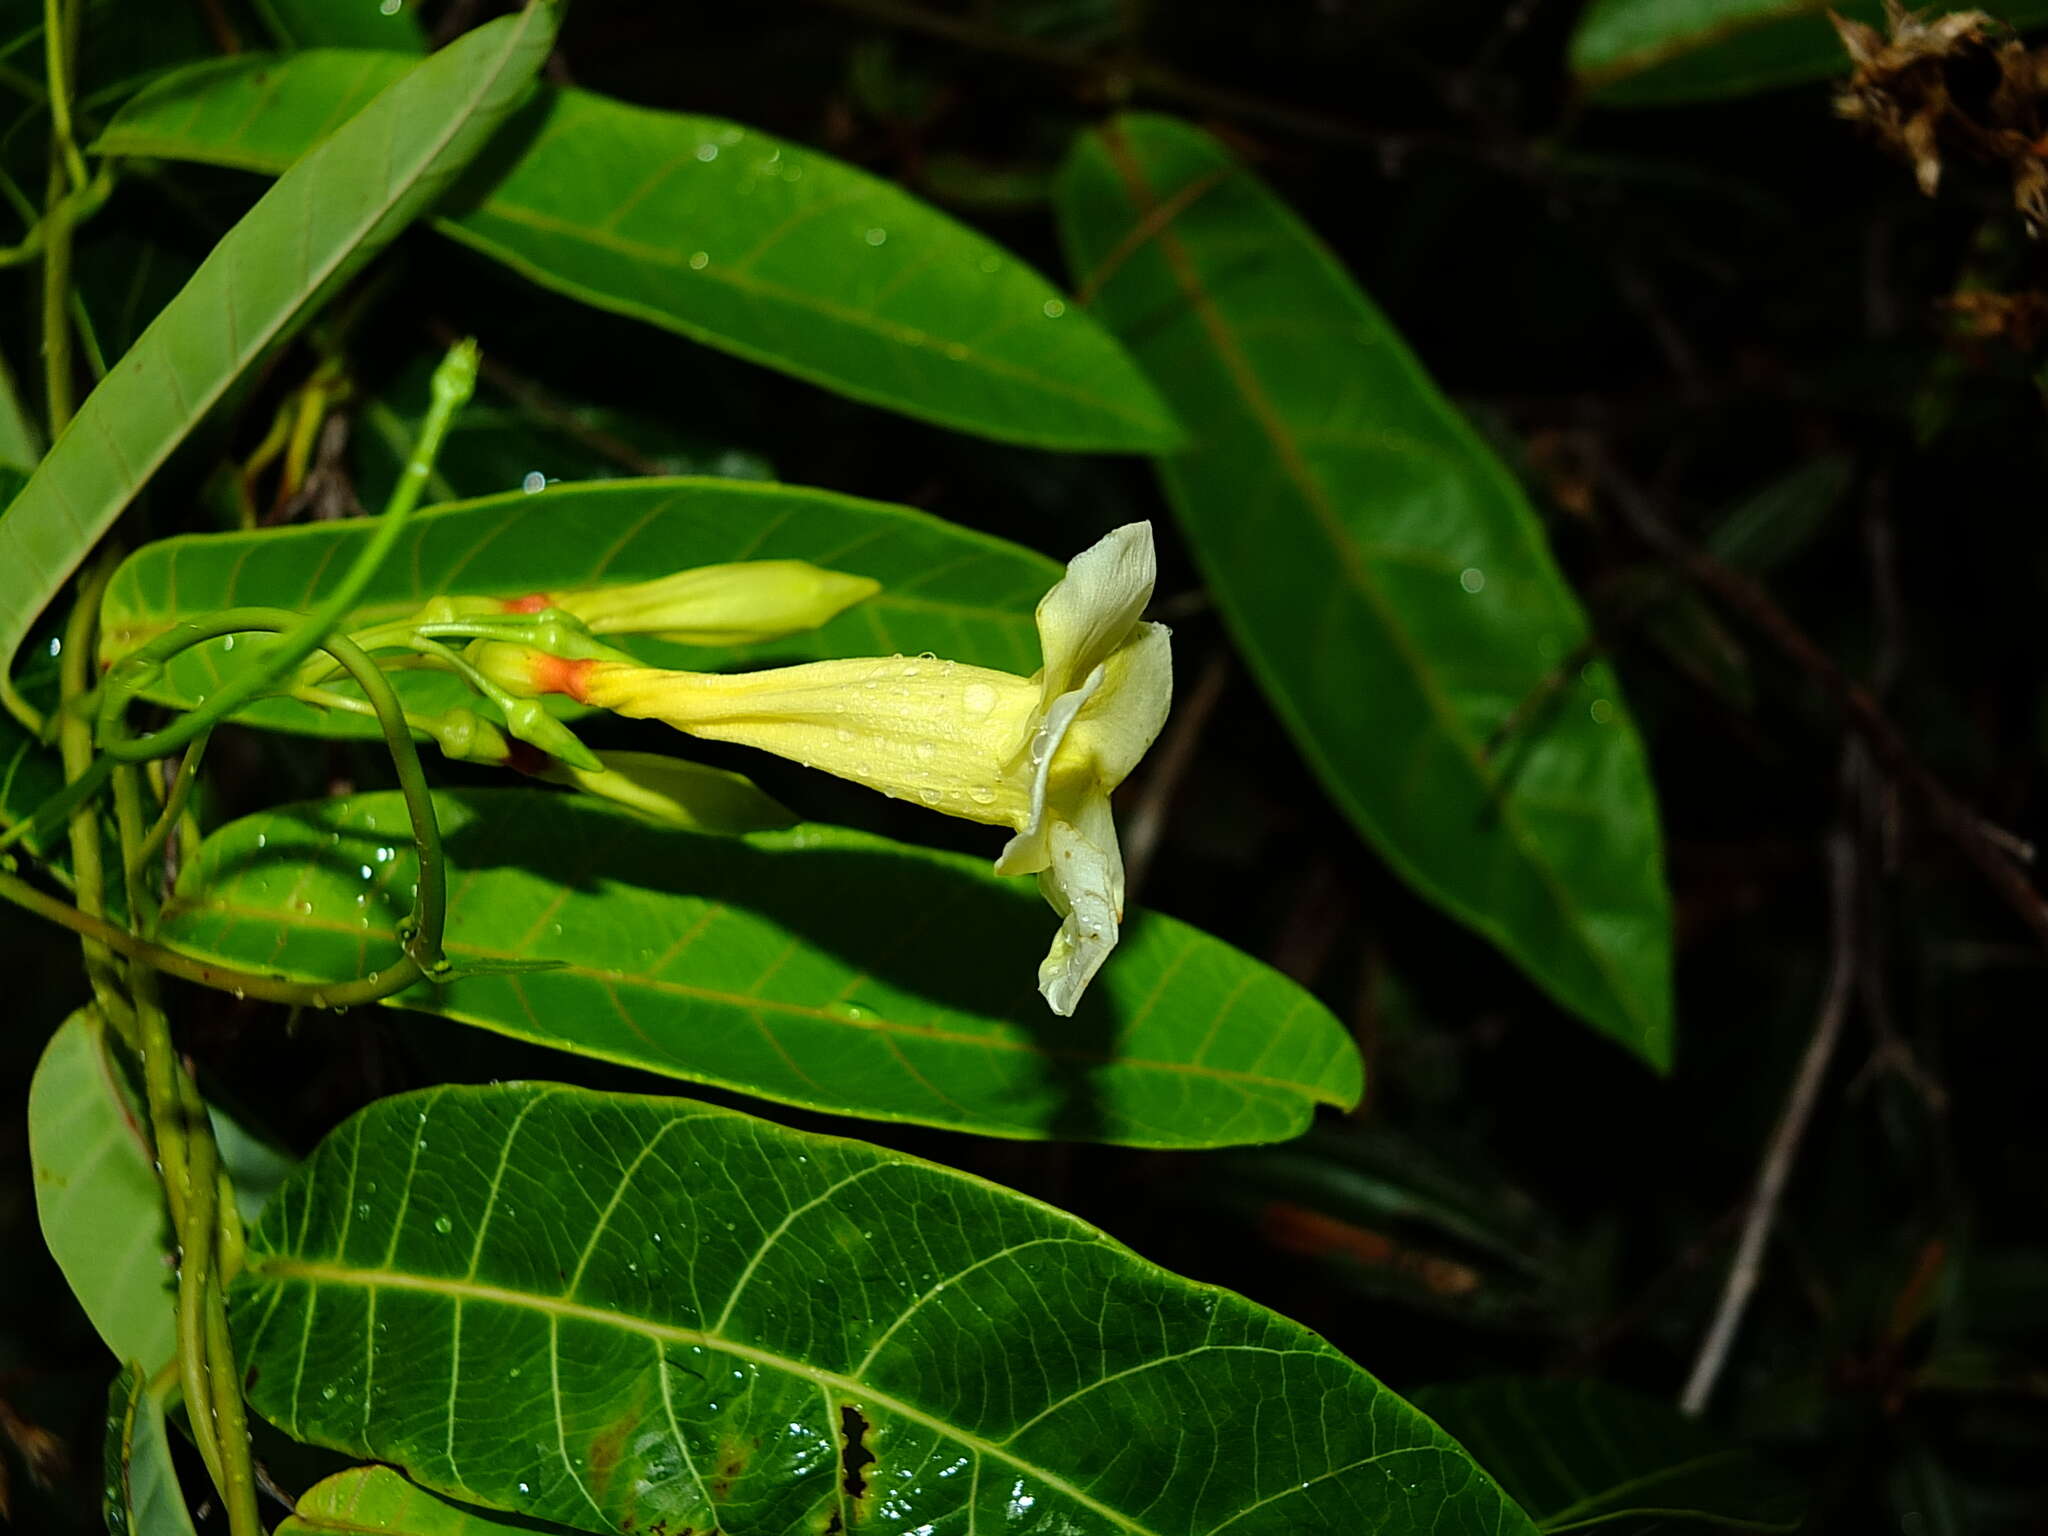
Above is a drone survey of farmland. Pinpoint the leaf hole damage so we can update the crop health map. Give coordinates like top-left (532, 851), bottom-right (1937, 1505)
top-left (838, 1403), bottom-right (875, 1500)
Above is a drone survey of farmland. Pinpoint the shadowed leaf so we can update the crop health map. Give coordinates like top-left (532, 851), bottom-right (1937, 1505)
top-left (1055, 114), bottom-right (1673, 1066)
top-left (159, 788), bottom-right (1363, 1147)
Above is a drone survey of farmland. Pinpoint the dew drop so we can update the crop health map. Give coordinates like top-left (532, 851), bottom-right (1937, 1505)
top-left (694, 142), bottom-right (719, 162)
top-left (221, 634), bottom-right (236, 652)
top-left (969, 786), bottom-right (997, 806)
top-left (1458, 566), bottom-right (1485, 594)
top-left (864, 227), bottom-right (887, 246)
top-left (521, 471), bottom-right (545, 495)
top-left (433, 1214), bottom-right (453, 1235)
top-left (914, 741), bottom-right (936, 761)
top-left (1042, 298), bottom-right (1066, 318)
top-left (1589, 697), bottom-right (1615, 724)
top-left (961, 682), bottom-right (997, 715)
top-left (916, 788), bottom-right (941, 806)
top-left (689, 251), bottom-right (709, 270)
top-left (320, 1384), bottom-right (337, 1400)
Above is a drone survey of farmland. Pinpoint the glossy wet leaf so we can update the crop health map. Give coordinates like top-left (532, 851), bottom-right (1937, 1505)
top-left (0, 9), bottom-right (556, 701)
top-left (1056, 115), bottom-right (1673, 1066)
top-left (104, 1366), bottom-right (198, 1536)
top-left (32, 1010), bottom-right (176, 1376)
top-left (97, 477), bottom-right (1056, 738)
top-left (1568, 0), bottom-right (2048, 106)
top-left (97, 51), bottom-right (1182, 453)
top-left (160, 788), bottom-right (1361, 1146)
top-left (255, 0), bottom-right (427, 51)
top-left (1412, 1378), bottom-right (1804, 1532)
top-left (282, 1467), bottom-right (581, 1535)
top-left (232, 1081), bottom-right (1536, 1536)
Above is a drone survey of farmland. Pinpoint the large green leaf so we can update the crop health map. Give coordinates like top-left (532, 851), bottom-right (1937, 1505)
top-left (159, 789), bottom-right (1362, 1146)
top-left (0, 9), bottom-right (557, 702)
top-left (1568, 0), bottom-right (2048, 106)
top-left (1055, 115), bottom-right (1673, 1066)
top-left (104, 1367), bottom-right (198, 1536)
top-left (282, 1467), bottom-right (581, 1535)
top-left (31, 1009), bottom-right (303, 1374)
top-left (97, 477), bottom-right (1057, 738)
top-left (96, 51), bottom-right (1181, 454)
top-left (1412, 1378), bottom-right (1804, 1533)
top-left (233, 1082), bottom-right (1537, 1536)
top-left (31, 1010), bottom-right (176, 1377)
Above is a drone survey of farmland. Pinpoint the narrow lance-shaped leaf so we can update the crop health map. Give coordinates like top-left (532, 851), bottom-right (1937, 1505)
top-left (1568, 0), bottom-right (2048, 107)
top-left (1055, 115), bottom-right (1674, 1066)
top-left (104, 1366), bottom-right (199, 1536)
top-left (96, 50), bottom-right (1183, 453)
top-left (159, 789), bottom-right (1363, 1148)
top-left (97, 477), bottom-right (1057, 739)
top-left (233, 1082), bottom-right (1540, 1536)
top-left (1411, 1378), bottom-right (1805, 1533)
top-left (282, 1467), bottom-right (584, 1535)
top-left (0, 8), bottom-right (557, 695)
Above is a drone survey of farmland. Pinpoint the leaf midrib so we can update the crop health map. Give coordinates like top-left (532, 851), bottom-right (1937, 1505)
top-left (253, 1254), bottom-right (1167, 1536)
top-left (167, 894), bottom-right (1336, 1100)
top-left (1093, 125), bottom-right (1654, 1047)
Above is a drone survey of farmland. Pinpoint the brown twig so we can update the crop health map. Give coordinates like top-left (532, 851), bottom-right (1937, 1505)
top-left (1681, 829), bottom-right (1859, 1415)
top-left (1593, 452), bottom-right (2048, 953)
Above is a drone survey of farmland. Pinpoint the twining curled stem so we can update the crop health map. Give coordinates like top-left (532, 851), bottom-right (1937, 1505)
top-left (95, 338), bottom-right (479, 767)
top-left (2, 620), bottom-right (445, 1006)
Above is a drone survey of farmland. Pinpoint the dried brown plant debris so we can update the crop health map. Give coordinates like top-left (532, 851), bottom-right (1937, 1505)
top-left (1833, 2), bottom-right (2048, 229)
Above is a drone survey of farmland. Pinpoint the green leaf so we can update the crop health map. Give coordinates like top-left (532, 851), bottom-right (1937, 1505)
top-left (255, 0), bottom-right (428, 51)
top-left (31, 1010), bottom-right (177, 1377)
top-left (95, 51), bottom-right (1182, 452)
top-left (233, 1081), bottom-right (1537, 1536)
top-left (282, 1467), bottom-right (583, 1535)
top-left (160, 788), bottom-right (1362, 1146)
top-left (32, 1009), bottom-right (304, 1374)
top-left (1055, 115), bottom-right (1674, 1067)
top-left (104, 1366), bottom-right (198, 1536)
top-left (1, 690), bottom-right (67, 864)
top-left (97, 477), bottom-right (1058, 739)
top-left (1568, 0), bottom-right (2048, 106)
top-left (1412, 1378), bottom-right (1805, 1533)
top-left (0, 9), bottom-right (558, 702)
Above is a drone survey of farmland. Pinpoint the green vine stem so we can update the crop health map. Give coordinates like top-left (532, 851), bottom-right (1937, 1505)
top-left (99, 338), bottom-right (479, 767)
top-left (1, 620), bottom-right (445, 1005)
top-left (56, 556), bottom-right (130, 1039)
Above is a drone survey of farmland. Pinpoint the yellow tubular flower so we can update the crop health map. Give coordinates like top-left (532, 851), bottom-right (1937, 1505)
top-left (509, 524), bottom-right (1172, 1015)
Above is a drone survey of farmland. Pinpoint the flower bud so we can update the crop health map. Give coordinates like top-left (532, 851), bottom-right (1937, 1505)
top-left (548, 561), bottom-right (879, 646)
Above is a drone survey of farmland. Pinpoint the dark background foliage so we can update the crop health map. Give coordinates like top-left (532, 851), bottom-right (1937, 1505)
top-left (5, 1), bottom-right (2046, 1530)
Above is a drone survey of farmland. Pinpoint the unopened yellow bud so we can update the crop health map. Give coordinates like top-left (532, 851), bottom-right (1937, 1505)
top-left (547, 561), bottom-right (879, 645)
